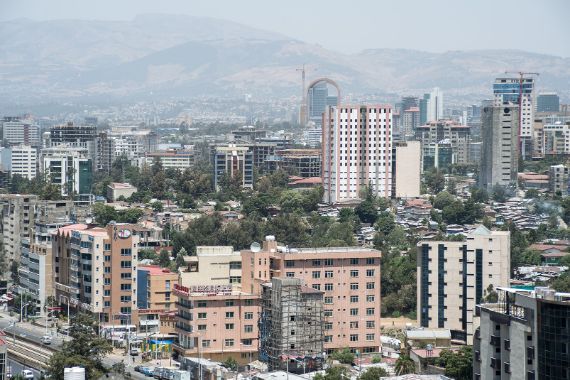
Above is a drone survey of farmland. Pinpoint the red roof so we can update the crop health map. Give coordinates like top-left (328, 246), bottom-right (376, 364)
top-left (139, 265), bottom-right (175, 276)
top-left (288, 177), bottom-right (322, 185)
top-left (530, 244), bottom-right (568, 252)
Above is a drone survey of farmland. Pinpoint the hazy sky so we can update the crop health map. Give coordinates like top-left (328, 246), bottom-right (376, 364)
top-left (2, 0), bottom-right (569, 56)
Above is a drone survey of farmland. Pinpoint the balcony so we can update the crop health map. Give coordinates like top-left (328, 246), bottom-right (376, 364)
top-left (490, 335), bottom-right (501, 346)
top-left (176, 322), bottom-right (193, 333)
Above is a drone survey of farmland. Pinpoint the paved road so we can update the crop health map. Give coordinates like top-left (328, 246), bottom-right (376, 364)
top-left (8, 359), bottom-right (42, 380)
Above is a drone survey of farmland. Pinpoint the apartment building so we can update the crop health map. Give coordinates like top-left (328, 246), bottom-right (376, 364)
top-left (0, 194), bottom-right (37, 266)
top-left (136, 265), bottom-right (179, 335)
top-left (212, 145), bottom-right (254, 190)
top-left (107, 183), bottom-right (137, 202)
top-left (0, 145), bottom-right (37, 180)
top-left (391, 141), bottom-right (421, 198)
top-left (474, 287), bottom-right (570, 380)
top-left (549, 164), bottom-right (569, 196)
top-left (415, 120), bottom-right (471, 170)
top-left (40, 146), bottom-right (93, 197)
top-left (417, 225), bottom-right (510, 344)
top-left (140, 149), bottom-right (195, 171)
top-left (242, 236), bottom-right (382, 354)
top-left (322, 105), bottom-right (393, 203)
top-left (2, 117), bottom-right (40, 146)
top-left (52, 223), bottom-right (140, 325)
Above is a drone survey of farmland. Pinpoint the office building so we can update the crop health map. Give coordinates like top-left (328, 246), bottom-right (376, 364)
top-left (427, 88), bottom-right (443, 122)
top-left (96, 132), bottom-right (115, 173)
top-left (474, 287), bottom-right (570, 380)
top-left (415, 120), bottom-right (470, 171)
top-left (260, 278), bottom-right (324, 373)
top-left (141, 149), bottom-right (195, 171)
top-left (2, 117), bottom-right (40, 146)
top-left (0, 194), bottom-right (37, 266)
top-left (417, 226), bottom-right (510, 344)
top-left (40, 147), bottom-right (93, 197)
top-left (307, 79), bottom-right (340, 128)
top-left (137, 265), bottom-right (179, 335)
top-left (322, 105), bottom-right (393, 204)
top-left (231, 126), bottom-right (267, 142)
top-left (401, 96), bottom-right (419, 113)
top-left (479, 105), bottom-right (520, 190)
top-left (48, 123), bottom-right (98, 170)
top-left (108, 128), bottom-right (159, 160)
top-left (469, 142), bottom-right (482, 164)
top-left (536, 93), bottom-right (560, 113)
top-left (213, 145), bottom-right (254, 190)
top-left (549, 164), bottom-right (569, 196)
top-left (419, 94), bottom-right (430, 125)
top-left (402, 107), bottom-right (420, 136)
top-left (0, 145), bottom-right (37, 180)
top-left (242, 236), bottom-right (382, 354)
top-left (542, 116), bottom-right (570, 155)
top-left (266, 149), bottom-right (321, 178)
top-left (392, 141), bottom-right (421, 198)
top-left (493, 77), bottom-right (535, 158)
top-left (53, 223), bottom-right (140, 325)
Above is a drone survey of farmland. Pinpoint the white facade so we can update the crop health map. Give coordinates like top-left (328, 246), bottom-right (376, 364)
top-left (2, 120), bottom-right (40, 146)
top-left (0, 145), bottom-right (37, 179)
top-left (322, 105), bottom-right (393, 204)
top-left (427, 87), bottom-right (444, 122)
top-left (140, 149), bottom-right (194, 170)
top-left (493, 78), bottom-right (535, 139)
top-left (392, 141), bottom-right (421, 198)
top-left (40, 146), bottom-right (90, 196)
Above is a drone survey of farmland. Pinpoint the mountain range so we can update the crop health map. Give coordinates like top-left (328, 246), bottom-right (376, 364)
top-left (1, 14), bottom-right (569, 104)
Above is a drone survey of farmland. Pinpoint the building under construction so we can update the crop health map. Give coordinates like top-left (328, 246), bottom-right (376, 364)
top-left (259, 278), bottom-right (324, 373)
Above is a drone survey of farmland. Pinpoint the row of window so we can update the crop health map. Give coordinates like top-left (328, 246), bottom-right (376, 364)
top-left (195, 299), bottom-right (255, 308)
top-left (285, 258), bottom-right (376, 267)
top-left (324, 334), bottom-right (376, 342)
top-left (311, 269), bottom-right (375, 278)
top-left (324, 320), bottom-right (376, 329)
top-left (201, 338), bottom-right (252, 348)
top-left (324, 307), bottom-right (376, 317)
top-left (308, 282), bottom-right (376, 291)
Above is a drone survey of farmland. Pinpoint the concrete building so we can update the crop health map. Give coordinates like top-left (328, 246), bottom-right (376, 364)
top-left (242, 236), bottom-right (382, 354)
top-left (213, 145), bottom-right (254, 190)
top-left (392, 141), bottom-right (421, 198)
top-left (302, 127), bottom-right (323, 148)
top-left (427, 88), bottom-right (444, 122)
top-left (179, 246), bottom-right (242, 287)
top-left (107, 183), bottom-right (137, 202)
top-left (40, 146), bottom-right (93, 197)
top-left (549, 164), bottom-right (569, 196)
top-left (137, 265), bottom-right (179, 335)
top-left (494, 77), bottom-right (535, 158)
top-left (2, 117), bottom-right (40, 146)
top-left (141, 149), bottom-right (195, 171)
top-left (231, 126), bottom-right (267, 143)
top-left (306, 79), bottom-right (340, 128)
top-left (322, 105), bottom-right (393, 204)
top-left (536, 92), bottom-right (560, 113)
top-left (469, 142), bottom-right (482, 164)
top-left (260, 278), bottom-right (324, 373)
top-left (474, 287), bottom-right (570, 380)
top-left (0, 145), bottom-right (37, 180)
top-left (48, 123), bottom-right (98, 169)
top-left (419, 94), bottom-right (430, 125)
top-left (0, 194), bottom-right (37, 267)
top-left (479, 105), bottom-right (520, 191)
top-left (402, 107), bottom-right (420, 137)
top-left (417, 226), bottom-right (510, 344)
top-left (53, 223), bottom-right (140, 325)
top-left (542, 116), bottom-right (570, 155)
top-left (266, 149), bottom-right (321, 178)
top-left (415, 120), bottom-right (471, 171)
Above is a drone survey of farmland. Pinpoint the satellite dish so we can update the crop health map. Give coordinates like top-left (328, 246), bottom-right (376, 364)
top-left (85, 217), bottom-right (93, 224)
top-left (250, 242), bottom-right (261, 253)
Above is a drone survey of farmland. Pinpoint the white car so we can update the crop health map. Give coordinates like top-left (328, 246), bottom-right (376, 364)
top-left (41, 335), bottom-right (52, 345)
top-left (22, 369), bottom-right (34, 379)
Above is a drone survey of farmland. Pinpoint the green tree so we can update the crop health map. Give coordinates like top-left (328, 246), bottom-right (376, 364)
top-left (222, 357), bottom-right (238, 371)
top-left (424, 168), bottom-right (445, 194)
top-left (331, 348), bottom-right (354, 364)
top-left (433, 191), bottom-right (455, 210)
top-left (394, 354), bottom-right (415, 375)
top-left (151, 201), bottom-right (164, 212)
top-left (158, 249), bottom-right (171, 268)
top-left (470, 187), bottom-right (489, 203)
top-left (436, 347), bottom-right (473, 380)
top-left (46, 313), bottom-right (112, 380)
top-left (359, 367), bottom-right (388, 380)
top-left (355, 198), bottom-right (379, 225)
top-left (491, 184), bottom-right (508, 202)
top-left (314, 366), bottom-right (349, 380)
top-left (551, 272), bottom-right (570, 292)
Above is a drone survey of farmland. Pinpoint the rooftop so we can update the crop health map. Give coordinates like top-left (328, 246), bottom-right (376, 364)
top-left (108, 182), bottom-right (135, 189)
top-left (139, 265), bottom-right (176, 276)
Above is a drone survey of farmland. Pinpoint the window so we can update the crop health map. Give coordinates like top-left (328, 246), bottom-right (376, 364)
top-left (120, 284), bottom-right (131, 291)
top-left (325, 271), bottom-right (334, 278)
top-left (312, 271), bottom-right (321, 279)
top-left (324, 322), bottom-right (333, 330)
top-left (367, 295), bottom-right (375, 302)
top-left (324, 310), bottom-right (333, 317)
top-left (244, 312), bottom-right (254, 320)
top-left (230, 276), bottom-right (241, 284)
top-left (366, 308), bottom-right (375, 316)
top-left (120, 295), bottom-right (131, 302)
top-left (120, 273), bottom-right (131, 279)
top-left (312, 284), bottom-right (321, 290)
top-left (350, 295), bottom-right (359, 303)
top-left (285, 260), bottom-right (295, 267)
top-left (104, 244), bottom-right (111, 251)
top-left (366, 321), bottom-right (375, 329)
top-left (350, 258), bottom-right (359, 265)
top-left (350, 334), bottom-right (359, 342)
top-left (197, 301), bottom-right (207, 308)
top-left (104, 301), bottom-right (110, 307)
top-left (324, 296), bottom-right (333, 304)
top-left (350, 270), bottom-right (359, 277)
top-left (325, 335), bottom-right (333, 343)
top-left (198, 325), bottom-right (207, 331)
top-left (286, 272), bottom-right (295, 277)
top-left (120, 261), bottom-right (132, 269)
top-left (104, 278), bottom-right (111, 285)
top-left (366, 258), bottom-right (375, 265)
top-left (202, 340), bottom-right (210, 348)
top-left (226, 300), bottom-right (234, 307)
top-left (104, 267), bottom-right (111, 273)
top-left (324, 259), bottom-right (334, 266)
top-left (165, 280), bottom-right (170, 290)
top-left (226, 312), bottom-right (235, 318)
top-left (366, 269), bottom-right (375, 277)
top-left (244, 299), bottom-right (253, 306)
top-left (366, 334), bottom-right (375, 341)
top-left (198, 313), bottom-right (207, 319)
top-left (350, 321), bottom-right (359, 329)
top-left (229, 261), bottom-right (241, 269)
top-left (366, 282), bottom-right (375, 289)
top-left (104, 255), bottom-right (111, 262)
top-left (244, 325), bottom-right (253, 333)
top-left (350, 308), bottom-right (359, 316)
top-left (241, 339), bottom-right (252, 346)
top-left (324, 283), bottom-right (334, 291)
top-left (120, 307), bottom-right (131, 314)
top-left (104, 290), bottom-right (111, 296)
top-left (224, 339), bottom-right (235, 347)
top-left (121, 248), bottom-right (132, 256)
top-left (350, 283), bottom-right (359, 290)
top-left (312, 260), bottom-right (321, 266)
top-left (225, 323), bottom-right (234, 330)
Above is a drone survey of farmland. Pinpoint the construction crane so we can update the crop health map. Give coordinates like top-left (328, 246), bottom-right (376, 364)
top-left (296, 64), bottom-right (307, 125)
top-left (504, 71), bottom-right (539, 160)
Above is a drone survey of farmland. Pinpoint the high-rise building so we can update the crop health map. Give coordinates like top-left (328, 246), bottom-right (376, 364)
top-left (140, 148), bottom-right (195, 171)
top-left (0, 145), bottom-right (37, 180)
top-left (419, 94), bottom-right (430, 125)
top-left (212, 145), bottom-right (254, 190)
top-left (479, 105), bottom-right (520, 190)
top-left (417, 226), bottom-right (510, 344)
top-left (391, 141), bottom-right (421, 198)
top-left (48, 123), bottom-right (98, 170)
top-left (401, 107), bottom-right (420, 136)
top-left (260, 278), bottom-right (324, 373)
top-left (536, 92), bottom-right (560, 113)
top-left (427, 87), bottom-right (443, 122)
top-left (541, 116), bottom-right (570, 155)
top-left (307, 80), bottom-right (340, 128)
top-left (322, 105), bottom-right (393, 204)
top-left (401, 96), bottom-right (419, 112)
top-left (0, 194), bottom-right (37, 267)
top-left (2, 117), bottom-right (40, 147)
top-left (549, 164), bottom-right (569, 196)
top-left (40, 146), bottom-right (93, 197)
top-left (415, 120), bottom-right (471, 171)
top-left (53, 223), bottom-right (140, 324)
top-left (474, 287), bottom-right (570, 380)
top-left (266, 149), bottom-right (321, 178)
top-left (493, 77), bottom-right (535, 158)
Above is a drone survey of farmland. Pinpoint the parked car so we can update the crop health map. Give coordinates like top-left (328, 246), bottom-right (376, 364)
top-left (41, 335), bottom-right (52, 345)
top-left (22, 370), bottom-right (34, 379)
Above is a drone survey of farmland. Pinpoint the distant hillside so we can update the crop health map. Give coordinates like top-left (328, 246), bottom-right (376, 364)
top-left (1, 15), bottom-right (569, 104)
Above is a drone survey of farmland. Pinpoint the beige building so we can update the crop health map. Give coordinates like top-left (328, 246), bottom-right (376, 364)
top-left (180, 246), bottom-right (242, 287)
top-left (53, 223), bottom-right (140, 325)
top-left (0, 194), bottom-right (37, 267)
top-left (137, 265), bottom-right (179, 336)
top-left (417, 225), bottom-right (510, 344)
top-left (392, 141), bottom-right (421, 198)
top-left (107, 183), bottom-right (137, 202)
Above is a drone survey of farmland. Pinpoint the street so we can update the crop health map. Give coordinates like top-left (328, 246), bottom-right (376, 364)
top-left (8, 359), bottom-right (42, 380)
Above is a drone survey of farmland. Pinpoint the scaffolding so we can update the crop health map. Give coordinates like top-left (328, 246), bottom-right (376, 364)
top-left (259, 278), bottom-right (324, 373)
